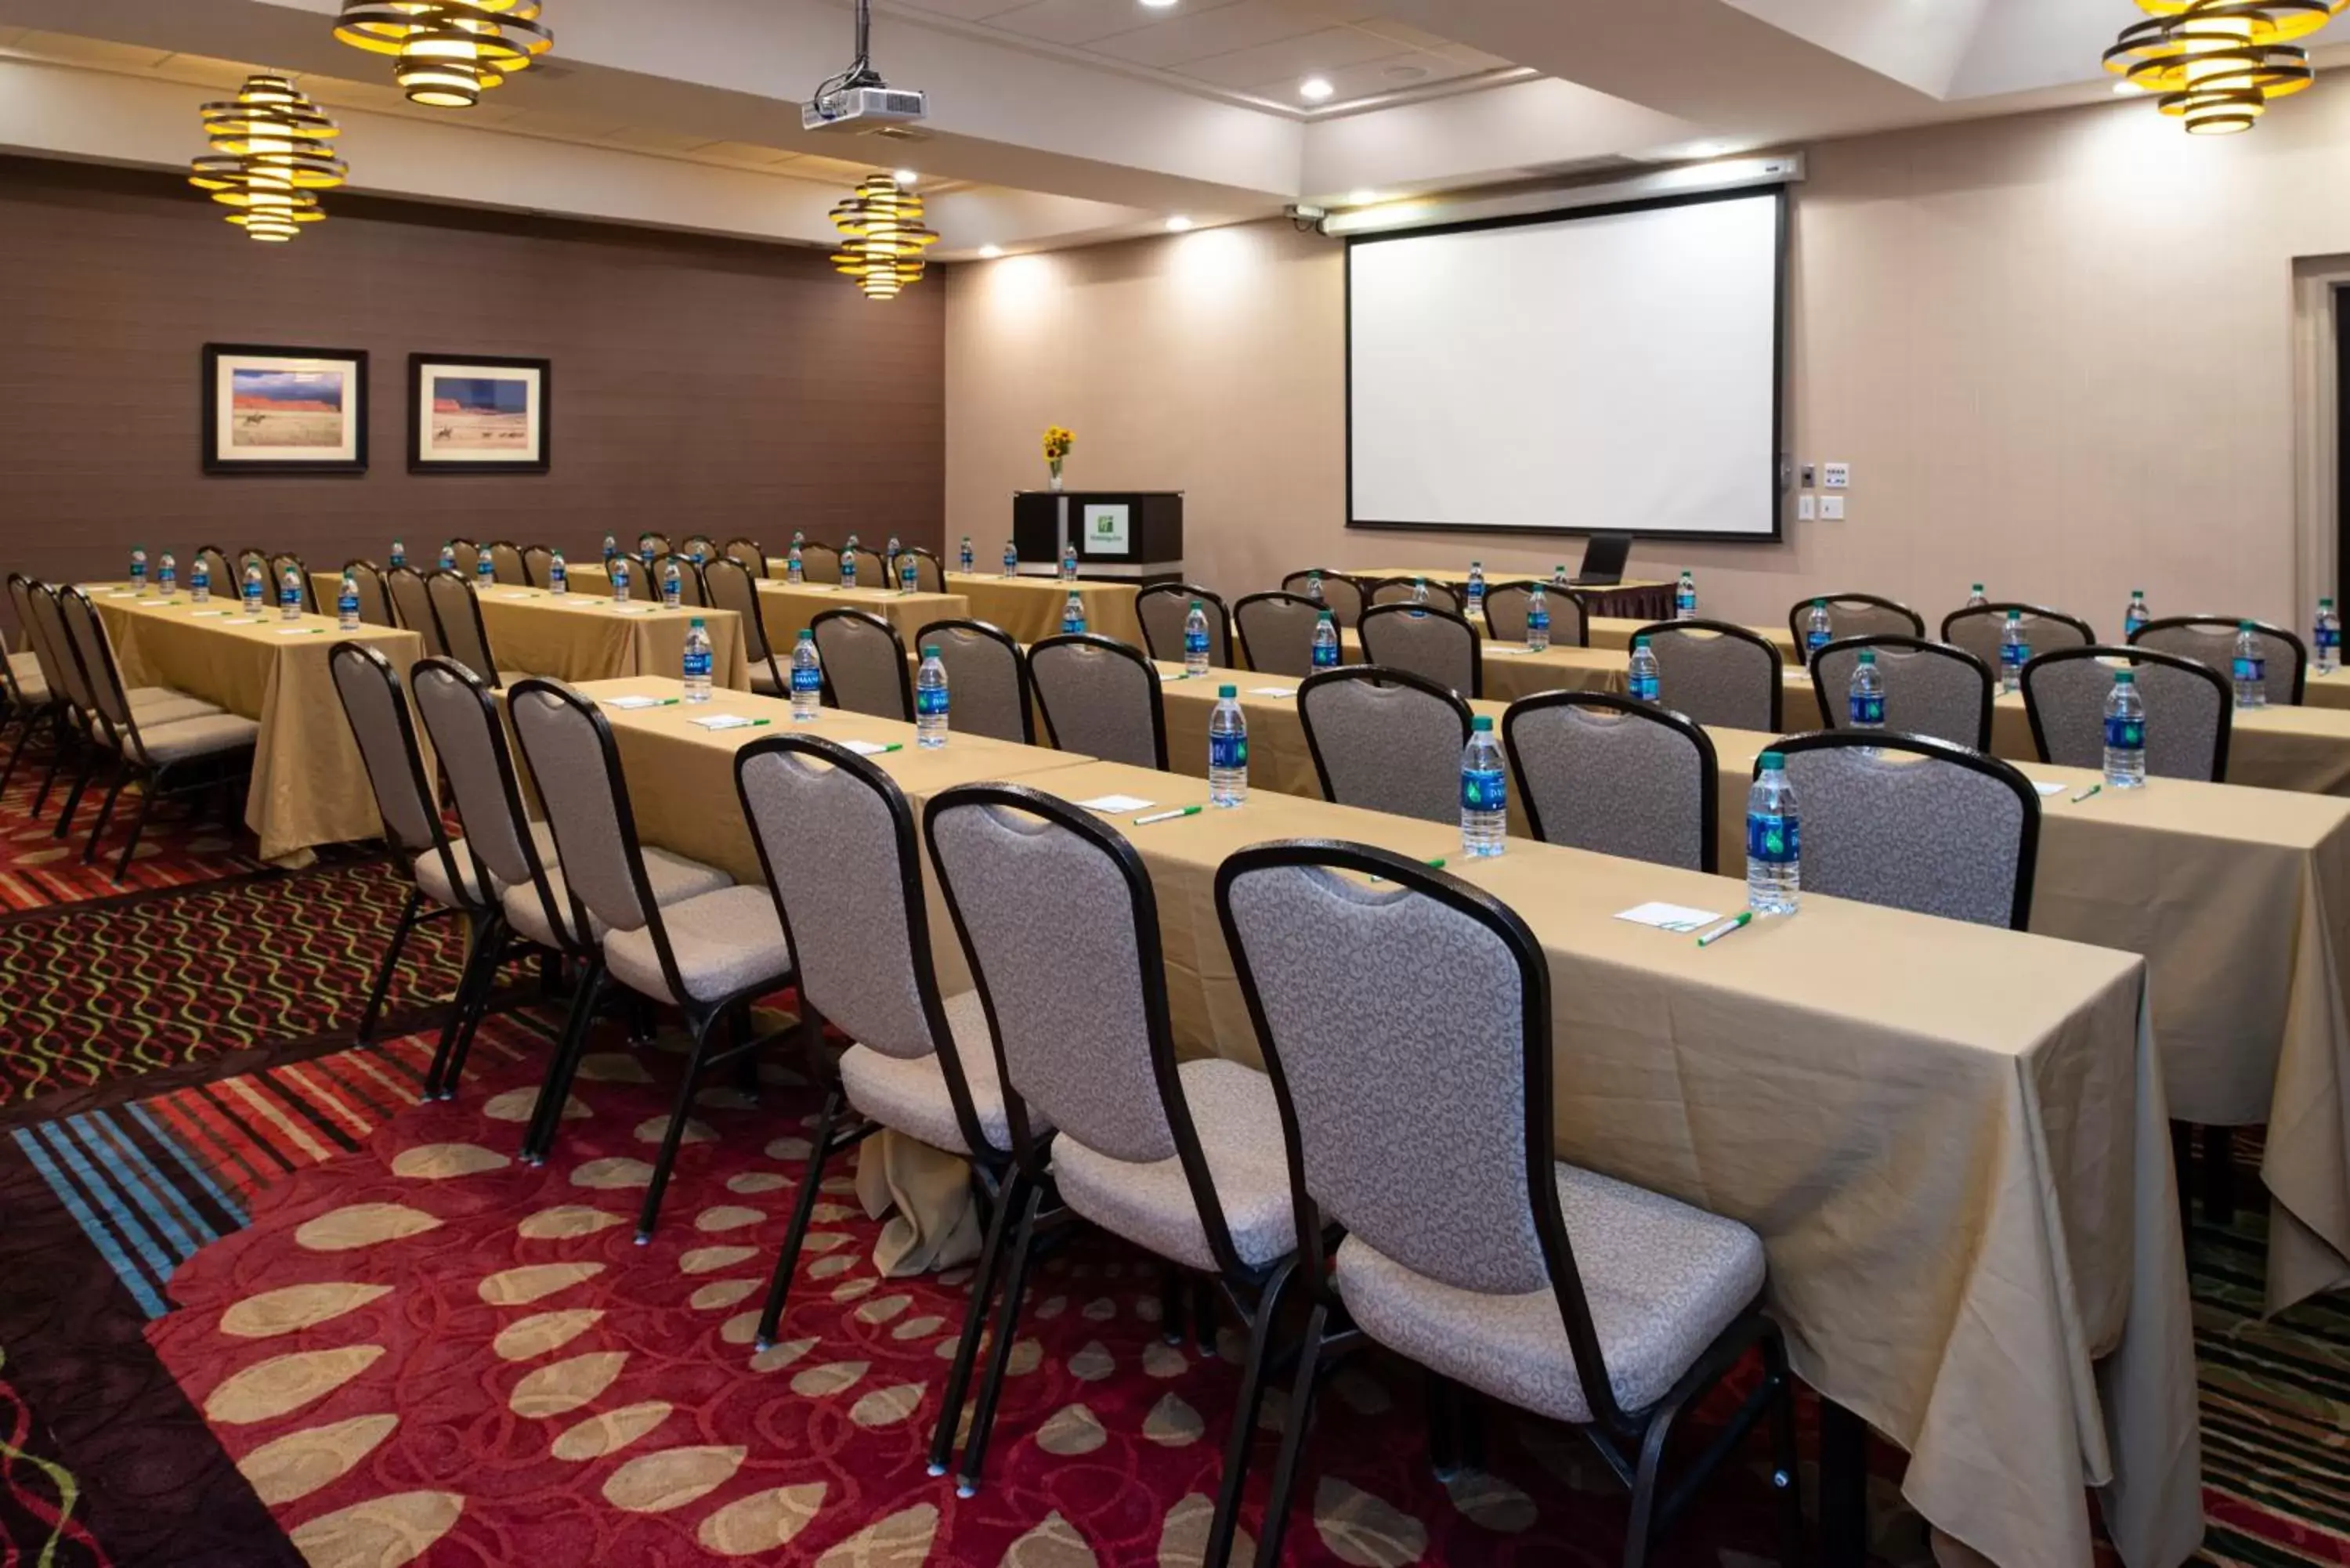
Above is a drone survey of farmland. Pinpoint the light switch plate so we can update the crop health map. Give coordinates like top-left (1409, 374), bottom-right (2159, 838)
top-left (1820, 495), bottom-right (1846, 520)
top-left (1824, 462), bottom-right (1850, 489)
top-left (1797, 494), bottom-right (1817, 521)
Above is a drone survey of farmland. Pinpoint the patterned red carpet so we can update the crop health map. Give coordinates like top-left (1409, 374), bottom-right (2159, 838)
top-left (0, 770), bottom-right (262, 914)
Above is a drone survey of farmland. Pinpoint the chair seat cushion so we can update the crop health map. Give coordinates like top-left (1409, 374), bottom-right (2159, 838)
top-left (127, 687), bottom-right (223, 726)
top-left (603, 884), bottom-right (793, 1005)
top-left (1333, 1162), bottom-right (1765, 1424)
top-left (501, 845), bottom-right (732, 948)
top-left (119, 713), bottom-right (261, 764)
top-left (10, 670), bottom-right (47, 706)
top-left (839, 991), bottom-right (1036, 1157)
top-left (750, 665), bottom-right (786, 697)
top-left (1050, 1057), bottom-right (1296, 1272)
top-left (414, 822), bottom-right (559, 912)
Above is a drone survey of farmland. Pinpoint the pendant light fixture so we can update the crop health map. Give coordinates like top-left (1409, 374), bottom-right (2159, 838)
top-left (187, 73), bottom-right (347, 243)
top-left (333, 1), bottom-right (554, 109)
top-left (2104, 0), bottom-right (2345, 134)
top-left (828, 174), bottom-right (939, 300)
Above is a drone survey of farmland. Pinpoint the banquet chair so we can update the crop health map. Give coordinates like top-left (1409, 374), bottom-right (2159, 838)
top-left (1810, 636), bottom-right (1993, 749)
top-left (1632, 620), bottom-right (1783, 731)
top-left (679, 534), bottom-right (716, 565)
top-left (897, 546), bottom-right (945, 594)
top-left (486, 540), bottom-right (529, 586)
top-left (925, 782), bottom-right (1300, 1547)
top-left (445, 539), bottom-right (483, 580)
top-left (1231, 591), bottom-right (1324, 677)
top-left (1503, 692), bottom-right (1719, 872)
top-left (722, 537), bottom-right (767, 577)
top-left (1282, 569), bottom-right (1367, 629)
top-left (0, 583), bottom-right (58, 800)
top-left (634, 532), bottom-right (672, 561)
top-left (508, 679), bottom-right (792, 1238)
top-left (339, 561), bottom-right (397, 628)
top-left (1029, 634), bottom-right (1167, 768)
top-left (733, 737), bottom-right (1014, 1346)
top-left (649, 552), bottom-right (709, 608)
top-left (916, 619), bottom-right (1032, 742)
top-left (703, 557), bottom-right (784, 696)
top-left (810, 609), bottom-right (913, 720)
top-left (841, 544), bottom-right (889, 590)
top-left (9, 576), bottom-right (87, 816)
top-left (1358, 602), bottom-right (1480, 699)
top-left (1786, 593), bottom-right (1925, 647)
top-left (1484, 580), bottom-right (1588, 645)
top-left (56, 587), bottom-right (255, 880)
top-left (2132, 615), bottom-right (2307, 707)
top-left (797, 540), bottom-right (843, 584)
top-left (1770, 731), bottom-right (2040, 930)
top-left (193, 545), bottom-right (237, 594)
top-left (1298, 667), bottom-right (1470, 825)
top-left (268, 553), bottom-right (318, 615)
top-left (1216, 842), bottom-right (1800, 1568)
top-left (520, 545), bottom-right (557, 588)
top-left (385, 565), bottom-right (446, 656)
top-left (1941, 603), bottom-right (2095, 672)
top-left (236, 548), bottom-right (272, 586)
top-left (2021, 645), bottom-right (2229, 782)
top-left (425, 573), bottom-right (526, 688)
top-left (1366, 576), bottom-right (1465, 614)
top-left (1137, 584), bottom-right (1233, 667)
top-left (27, 580), bottom-right (221, 833)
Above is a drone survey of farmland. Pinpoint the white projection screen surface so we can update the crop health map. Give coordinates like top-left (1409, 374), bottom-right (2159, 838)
top-left (1347, 189), bottom-right (1785, 540)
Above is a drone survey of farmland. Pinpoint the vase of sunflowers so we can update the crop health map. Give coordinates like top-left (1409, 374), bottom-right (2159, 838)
top-left (1043, 425), bottom-right (1074, 492)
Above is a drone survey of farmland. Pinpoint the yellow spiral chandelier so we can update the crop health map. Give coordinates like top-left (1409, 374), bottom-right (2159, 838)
top-left (829, 175), bottom-right (940, 301)
top-left (187, 74), bottom-right (347, 243)
top-left (2104, 0), bottom-right (2345, 134)
top-left (333, 0), bottom-right (554, 109)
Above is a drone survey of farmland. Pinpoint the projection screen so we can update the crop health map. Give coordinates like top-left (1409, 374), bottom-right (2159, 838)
top-left (1347, 187), bottom-right (1786, 541)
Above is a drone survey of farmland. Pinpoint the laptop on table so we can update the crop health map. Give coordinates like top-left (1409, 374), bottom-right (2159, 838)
top-left (1569, 531), bottom-right (1631, 587)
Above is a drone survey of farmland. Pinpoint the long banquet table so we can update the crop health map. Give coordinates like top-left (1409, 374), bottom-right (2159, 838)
top-left (565, 672), bottom-right (2199, 1568)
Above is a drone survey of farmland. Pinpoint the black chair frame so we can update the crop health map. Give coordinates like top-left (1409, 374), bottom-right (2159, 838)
top-left (1230, 591), bottom-right (1327, 676)
top-left (425, 569), bottom-right (505, 687)
top-left (915, 618), bottom-right (1034, 743)
top-left (1136, 583), bottom-right (1234, 667)
top-left (1029, 633), bottom-right (1169, 768)
top-left (1296, 665), bottom-right (1471, 811)
top-left (647, 551), bottom-right (708, 608)
top-left (1807, 634), bottom-right (1994, 750)
top-left (1629, 618), bottom-right (1784, 730)
top-left (1365, 575), bottom-right (1465, 614)
top-left (1358, 601), bottom-right (1483, 699)
top-left (2019, 645), bottom-right (2232, 783)
top-left (269, 553), bottom-right (319, 616)
top-left (1940, 602), bottom-right (2096, 650)
top-left (1786, 593), bottom-right (1925, 646)
top-left (1502, 691), bottom-right (1720, 873)
top-left (810, 608), bottom-right (914, 719)
top-left (1279, 569), bottom-right (1369, 629)
top-left (1, 574), bottom-right (66, 804)
top-left (722, 536), bottom-right (768, 577)
top-left (2130, 614), bottom-right (2308, 706)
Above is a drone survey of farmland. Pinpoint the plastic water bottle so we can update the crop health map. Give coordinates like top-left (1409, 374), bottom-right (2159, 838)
top-left (900, 553), bottom-right (919, 595)
top-left (840, 546), bottom-right (858, 591)
top-left (662, 560), bottom-right (683, 608)
top-left (886, 535), bottom-right (902, 576)
top-left (1061, 543), bottom-right (1079, 582)
top-left (1847, 649), bottom-right (1884, 728)
top-left (158, 553), bottom-right (177, 595)
top-left (960, 537), bottom-right (974, 573)
top-left (130, 545), bottom-right (148, 593)
top-left (1209, 685), bottom-right (1248, 807)
top-left (2319, 598), bottom-right (2341, 675)
top-left (1966, 583), bottom-right (1988, 609)
top-left (1747, 753), bottom-right (1800, 915)
top-left (682, 616), bottom-right (713, 703)
top-left (279, 567), bottom-right (302, 621)
top-left (2124, 590), bottom-right (2150, 638)
top-left (439, 543), bottom-right (457, 572)
top-left (1002, 540), bottom-right (1018, 579)
top-left (1459, 714), bottom-right (1506, 858)
top-left (389, 539), bottom-right (407, 571)
top-left (1999, 610), bottom-right (2028, 695)
top-left (1304, 571), bottom-right (1323, 605)
top-left (1061, 591), bottom-right (1086, 637)
top-left (602, 534), bottom-right (617, 567)
top-left (691, 543), bottom-right (707, 566)
top-left (1628, 635), bottom-right (1660, 703)
top-left (475, 550), bottom-right (494, 589)
top-left (1805, 598), bottom-right (1833, 659)
top-left (1184, 600), bottom-right (1211, 675)
top-left (242, 564), bottom-right (265, 615)
top-left (1464, 562), bottom-right (1486, 618)
top-left (786, 544), bottom-right (804, 584)
top-left (1526, 585), bottom-right (1550, 652)
top-left (2105, 670), bottom-right (2146, 788)
top-left (1552, 563), bottom-right (1571, 587)
top-left (2233, 620), bottom-right (2267, 709)
top-left (338, 574), bottom-right (360, 631)
top-left (190, 558), bottom-right (211, 604)
top-left (792, 531), bottom-right (805, 550)
top-left (1408, 577), bottom-right (1429, 617)
top-left (790, 629), bottom-right (822, 721)
top-left (1312, 610), bottom-right (1340, 670)
top-left (640, 535), bottom-right (659, 570)
top-left (916, 644), bottom-right (949, 748)
top-left (1676, 570), bottom-right (1697, 620)
top-left (550, 551), bottom-right (568, 594)
top-left (612, 559), bottom-right (632, 603)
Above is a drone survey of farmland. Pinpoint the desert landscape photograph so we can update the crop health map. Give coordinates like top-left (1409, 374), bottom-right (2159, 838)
top-left (228, 367), bottom-right (347, 448)
top-left (428, 373), bottom-right (532, 451)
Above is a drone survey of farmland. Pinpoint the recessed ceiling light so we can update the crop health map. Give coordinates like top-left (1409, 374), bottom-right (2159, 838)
top-left (1140, 0), bottom-right (1179, 8)
top-left (892, 168), bottom-right (918, 185)
top-left (1688, 142), bottom-right (1730, 157)
top-left (1345, 188), bottom-right (1379, 205)
top-left (1299, 76), bottom-right (1334, 101)
top-left (1164, 215), bottom-right (1193, 232)
top-left (978, 244), bottom-right (1002, 258)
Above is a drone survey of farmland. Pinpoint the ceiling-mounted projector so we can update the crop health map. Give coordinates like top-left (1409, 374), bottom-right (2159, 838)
top-left (802, 0), bottom-right (927, 132)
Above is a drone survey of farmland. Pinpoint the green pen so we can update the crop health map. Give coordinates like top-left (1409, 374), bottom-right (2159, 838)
top-left (876, 742), bottom-right (904, 753)
top-left (2070, 783), bottom-right (2102, 804)
top-left (1425, 857), bottom-right (1447, 870)
top-left (1133, 804), bottom-right (1202, 826)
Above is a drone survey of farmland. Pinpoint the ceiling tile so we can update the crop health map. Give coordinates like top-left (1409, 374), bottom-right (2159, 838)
top-left (1170, 24), bottom-right (1408, 89)
top-left (882, 0), bottom-right (1044, 20)
top-left (1086, 1), bottom-right (1332, 67)
top-left (1347, 17), bottom-right (1452, 49)
top-left (1296, 49), bottom-right (1480, 101)
top-left (983, 0), bottom-right (1168, 46)
top-left (16, 31), bottom-right (174, 67)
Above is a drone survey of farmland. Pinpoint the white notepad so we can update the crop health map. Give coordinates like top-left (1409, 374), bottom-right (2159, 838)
top-left (2030, 782), bottom-right (2067, 797)
top-left (1076, 794), bottom-right (1155, 812)
top-left (1246, 686), bottom-right (1298, 699)
top-left (840, 739), bottom-right (897, 756)
top-left (1614, 901), bottom-right (1722, 933)
top-left (689, 714), bottom-right (762, 731)
top-left (609, 603), bottom-right (657, 615)
top-left (601, 695), bottom-right (670, 710)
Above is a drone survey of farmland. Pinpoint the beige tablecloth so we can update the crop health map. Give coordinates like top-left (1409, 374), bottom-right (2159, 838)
top-left (1334, 629), bottom-right (1629, 703)
top-left (85, 585), bottom-right (426, 862)
top-left (1955, 682), bottom-right (2350, 795)
top-left (754, 582), bottom-right (969, 650)
top-left (465, 588), bottom-right (750, 692)
top-left (938, 571), bottom-right (1144, 647)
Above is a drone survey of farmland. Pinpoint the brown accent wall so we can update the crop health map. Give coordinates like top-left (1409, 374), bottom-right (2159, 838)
top-left (0, 153), bottom-right (944, 611)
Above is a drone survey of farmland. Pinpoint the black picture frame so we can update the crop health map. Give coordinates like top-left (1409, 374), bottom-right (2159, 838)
top-left (201, 342), bottom-right (369, 475)
top-left (407, 352), bottom-right (552, 475)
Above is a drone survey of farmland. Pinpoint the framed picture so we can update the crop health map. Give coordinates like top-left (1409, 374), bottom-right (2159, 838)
top-left (201, 343), bottom-right (368, 474)
top-left (407, 354), bottom-right (551, 474)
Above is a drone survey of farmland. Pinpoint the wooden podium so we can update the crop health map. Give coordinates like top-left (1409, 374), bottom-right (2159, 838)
top-left (1012, 490), bottom-right (1185, 585)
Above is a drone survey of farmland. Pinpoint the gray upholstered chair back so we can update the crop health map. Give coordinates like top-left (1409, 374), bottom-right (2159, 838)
top-left (1357, 605), bottom-right (1478, 699)
top-left (902, 548), bottom-right (945, 594)
top-left (723, 537), bottom-right (767, 576)
top-left (812, 610), bottom-right (911, 720)
top-left (1220, 858), bottom-right (1548, 1293)
top-left (929, 795), bottom-right (1172, 1162)
top-left (508, 683), bottom-right (651, 934)
top-left (1282, 570), bottom-right (1366, 629)
top-left (329, 645), bottom-right (443, 857)
top-left (1298, 670), bottom-right (1469, 825)
top-left (1504, 696), bottom-right (1713, 871)
top-left (194, 547), bottom-right (236, 593)
top-left (1777, 741), bottom-right (2034, 929)
top-left (386, 568), bottom-right (444, 656)
top-left (1943, 605), bottom-right (2092, 671)
top-left (1811, 638), bottom-right (1990, 749)
top-left (488, 541), bottom-right (528, 586)
top-left (1233, 593), bottom-right (1321, 678)
top-left (1793, 595), bottom-right (1924, 644)
top-left (740, 746), bottom-right (933, 1061)
top-left (55, 591), bottom-right (126, 731)
top-left (269, 555), bottom-right (316, 615)
top-left (652, 555), bottom-right (708, 609)
top-left (1368, 577), bottom-right (1462, 612)
top-left (797, 542), bottom-right (842, 584)
top-left (426, 573), bottom-right (499, 683)
top-left (341, 562), bottom-right (396, 628)
top-left (1640, 623), bottom-right (1781, 730)
top-left (443, 540), bottom-right (482, 579)
top-left (10, 577), bottom-right (74, 707)
top-left (2022, 649), bottom-right (2226, 781)
top-left (1030, 637), bottom-right (1163, 767)
top-left (681, 535), bottom-right (716, 565)
top-left (410, 657), bottom-right (547, 891)
top-left (702, 558), bottom-right (773, 666)
top-left (1484, 582), bottom-right (1586, 646)
top-left (919, 620), bottom-right (1029, 743)
top-left (842, 547), bottom-right (888, 588)
top-left (634, 533), bottom-right (671, 560)
top-left (521, 546), bottom-right (555, 588)
top-left (2135, 618), bottom-right (2303, 707)
top-left (1137, 587), bottom-right (1231, 668)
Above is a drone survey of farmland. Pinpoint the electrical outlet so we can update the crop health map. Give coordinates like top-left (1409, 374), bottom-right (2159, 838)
top-left (1799, 463), bottom-right (1817, 490)
top-left (1820, 495), bottom-right (1846, 520)
top-left (1797, 494), bottom-right (1817, 521)
top-left (1824, 462), bottom-right (1850, 489)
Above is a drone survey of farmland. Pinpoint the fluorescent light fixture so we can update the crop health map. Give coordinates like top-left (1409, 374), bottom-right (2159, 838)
top-left (1687, 141), bottom-right (1730, 157)
top-left (1140, 0), bottom-right (1179, 8)
top-left (1345, 188), bottom-right (1380, 205)
top-left (1165, 215), bottom-right (1194, 232)
top-left (892, 167), bottom-right (919, 185)
top-left (1299, 76), bottom-right (1334, 101)
top-left (978, 244), bottom-right (1002, 258)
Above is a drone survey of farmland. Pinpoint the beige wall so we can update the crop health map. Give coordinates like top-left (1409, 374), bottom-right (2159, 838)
top-left (947, 88), bottom-right (2350, 634)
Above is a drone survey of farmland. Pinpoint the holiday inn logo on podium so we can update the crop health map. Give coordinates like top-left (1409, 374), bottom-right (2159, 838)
top-left (1086, 503), bottom-right (1131, 555)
